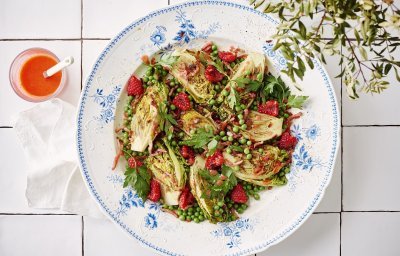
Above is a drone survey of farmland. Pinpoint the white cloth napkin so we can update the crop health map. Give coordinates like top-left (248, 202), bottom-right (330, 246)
top-left (13, 98), bottom-right (104, 218)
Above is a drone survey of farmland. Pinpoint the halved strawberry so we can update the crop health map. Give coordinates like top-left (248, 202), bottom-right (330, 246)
top-left (218, 51), bottom-right (236, 63)
top-left (127, 157), bottom-right (143, 168)
top-left (127, 75), bottom-right (144, 96)
top-left (205, 65), bottom-right (224, 83)
top-left (230, 184), bottom-right (248, 203)
top-left (172, 92), bottom-right (191, 111)
top-left (278, 131), bottom-right (298, 150)
top-left (205, 151), bottom-right (224, 170)
top-left (148, 179), bottom-right (161, 202)
top-left (258, 100), bottom-right (279, 117)
top-left (179, 186), bottom-right (195, 210)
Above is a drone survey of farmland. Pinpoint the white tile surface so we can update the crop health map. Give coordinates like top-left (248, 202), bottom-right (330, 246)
top-left (0, 215), bottom-right (81, 256)
top-left (343, 127), bottom-right (400, 211)
top-left (83, 0), bottom-right (168, 38)
top-left (84, 217), bottom-right (156, 256)
top-left (0, 0), bottom-right (81, 39)
top-left (342, 48), bottom-right (400, 125)
top-left (0, 129), bottom-right (65, 214)
top-left (342, 212), bottom-right (400, 256)
top-left (316, 152), bottom-right (341, 212)
top-left (82, 40), bottom-right (109, 81)
top-left (0, 41), bottom-right (81, 126)
top-left (258, 214), bottom-right (340, 256)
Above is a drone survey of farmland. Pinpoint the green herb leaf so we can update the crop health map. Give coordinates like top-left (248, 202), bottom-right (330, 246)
top-left (199, 165), bottom-right (237, 199)
top-left (123, 166), bottom-right (151, 200)
top-left (227, 84), bottom-right (241, 109)
top-left (207, 139), bottom-right (218, 155)
top-left (183, 128), bottom-right (215, 149)
top-left (287, 95), bottom-right (309, 109)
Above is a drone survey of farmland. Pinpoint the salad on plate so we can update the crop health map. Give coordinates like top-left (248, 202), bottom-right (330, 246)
top-left (113, 42), bottom-right (308, 224)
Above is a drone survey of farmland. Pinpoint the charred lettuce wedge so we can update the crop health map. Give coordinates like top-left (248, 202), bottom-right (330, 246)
top-left (130, 84), bottom-right (168, 152)
top-left (146, 138), bottom-right (186, 204)
top-left (241, 111), bottom-right (283, 142)
top-left (223, 145), bottom-right (288, 187)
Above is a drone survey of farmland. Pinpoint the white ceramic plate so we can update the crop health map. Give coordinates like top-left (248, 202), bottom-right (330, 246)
top-left (76, 1), bottom-right (340, 255)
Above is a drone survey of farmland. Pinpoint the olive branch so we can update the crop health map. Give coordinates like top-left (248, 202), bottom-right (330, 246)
top-left (251, 0), bottom-right (400, 99)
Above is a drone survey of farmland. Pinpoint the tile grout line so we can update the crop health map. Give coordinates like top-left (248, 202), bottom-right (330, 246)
top-left (0, 126), bottom-right (13, 129)
top-left (340, 43), bottom-right (343, 256)
top-left (0, 38), bottom-right (111, 41)
top-left (343, 124), bottom-right (400, 127)
top-left (82, 216), bottom-right (85, 256)
top-left (81, 1), bottom-right (84, 256)
top-left (0, 213), bottom-right (77, 215)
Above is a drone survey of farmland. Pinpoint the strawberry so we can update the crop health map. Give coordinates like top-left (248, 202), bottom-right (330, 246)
top-left (230, 184), bottom-right (248, 204)
top-left (218, 51), bottom-right (236, 63)
top-left (127, 157), bottom-right (143, 168)
top-left (172, 92), bottom-right (191, 111)
top-left (205, 65), bottom-right (224, 83)
top-left (278, 131), bottom-right (298, 150)
top-left (258, 100), bottom-right (279, 117)
top-left (127, 75), bottom-right (144, 96)
top-left (148, 179), bottom-right (161, 202)
top-left (180, 145), bottom-right (194, 159)
top-left (179, 186), bottom-right (195, 210)
top-left (205, 151), bottom-right (224, 170)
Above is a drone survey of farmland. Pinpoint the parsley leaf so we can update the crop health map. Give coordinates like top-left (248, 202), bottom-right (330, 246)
top-left (159, 102), bottom-right (177, 138)
top-left (211, 57), bottom-right (225, 74)
top-left (182, 128), bottom-right (215, 149)
top-left (123, 166), bottom-right (151, 201)
top-left (287, 95), bottom-right (309, 109)
top-left (263, 75), bottom-right (290, 103)
top-left (207, 139), bottom-right (218, 155)
top-left (227, 84), bottom-right (240, 109)
top-left (235, 77), bottom-right (263, 91)
top-left (199, 165), bottom-right (238, 199)
top-left (159, 53), bottom-right (179, 66)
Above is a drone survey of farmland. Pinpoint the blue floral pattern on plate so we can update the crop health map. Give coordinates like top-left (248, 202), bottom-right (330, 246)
top-left (212, 218), bottom-right (255, 249)
top-left (90, 85), bottom-right (121, 126)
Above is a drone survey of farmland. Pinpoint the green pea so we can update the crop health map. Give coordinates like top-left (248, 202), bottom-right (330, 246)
top-left (143, 77), bottom-right (149, 83)
top-left (214, 135), bottom-right (221, 141)
top-left (239, 120), bottom-right (245, 125)
top-left (239, 138), bottom-right (247, 144)
top-left (222, 79), bottom-right (228, 85)
top-left (194, 212), bottom-right (199, 217)
top-left (209, 99), bottom-right (216, 105)
top-left (253, 193), bottom-right (260, 200)
top-left (246, 154), bottom-right (252, 160)
top-left (179, 132), bottom-right (184, 138)
top-left (241, 124), bottom-right (248, 130)
top-left (237, 208), bottom-right (244, 214)
top-left (233, 166), bottom-right (240, 171)
top-left (235, 106), bottom-right (242, 112)
top-left (194, 218), bottom-right (200, 223)
top-left (238, 114), bottom-right (243, 120)
top-left (246, 185), bottom-right (252, 190)
top-left (244, 148), bottom-right (250, 154)
top-left (222, 90), bottom-right (229, 96)
top-left (215, 84), bottom-right (220, 90)
top-left (217, 98), bottom-right (224, 103)
top-left (222, 136), bottom-right (228, 141)
top-left (177, 88), bottom-right (183, 93)
top-left (170, 104), bottom-right (176, 110)
top-left (233, 126), bottom-right (239, 133)
top-left (258, 148), bottom-right (264, 153)
top-left (233, 142), bottom-right (239, 146)
top-left (228, 136), bottom-right (233, 142)
top-left (213, 49), bottom-right (218, 55)
top-left (171, 141), bottom-right (177, 146)
top-left (226, 148), bottom-right (232, 154)
top-left (199, 215), bottom-right (204, 221)
top-left (218, 201), bottom-right (224, 207)
top-left (148, 75), bottom-right (154, 80)
top-left (212, 45), bottom-right (218, 51)
top-left (219, 131), bottom-right (226, 136)
top-left (170, 81), bottom-right (175, 86)
top-left (178, 141), bottom-right (184, 146)
top-left (186, 216), bottom-right (192, 221)
top-left (245, 70), bottom-right (251, 76)
top-left (285, 167), bottom-right (290, 174)
top-left (230, 62), bottom-right (235, 68)
top-left (146, 70), bottom-right (153, 76)
top-left (240, 104), bottom-right (246, 109)
top-left (177, 209), bottom-right (183, 215)
top-left (246, 140), bottom-right (252, 146)
top-left (233, 204), bottom-right (239, 209)
top-left (214, 205), bottom-right (220, 210)
top-left (179, 215), bottom-right (185, 221)
top-left (257, 73), bottom-right (263, 81)
top-left (214, 211), bottom-right (220, 216)
top-left (241, 204), bottom-right (248, 210)
top-left (284, 113), bottom-right (290, 118)
top-left (152, 79), bottom-right (157, 84)
top-left (188, 207), bottom-right (194, 213)
top-left (162, 70), bottom-right (168, 76)
top-left (127, 109), bottom-right (132, 116)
